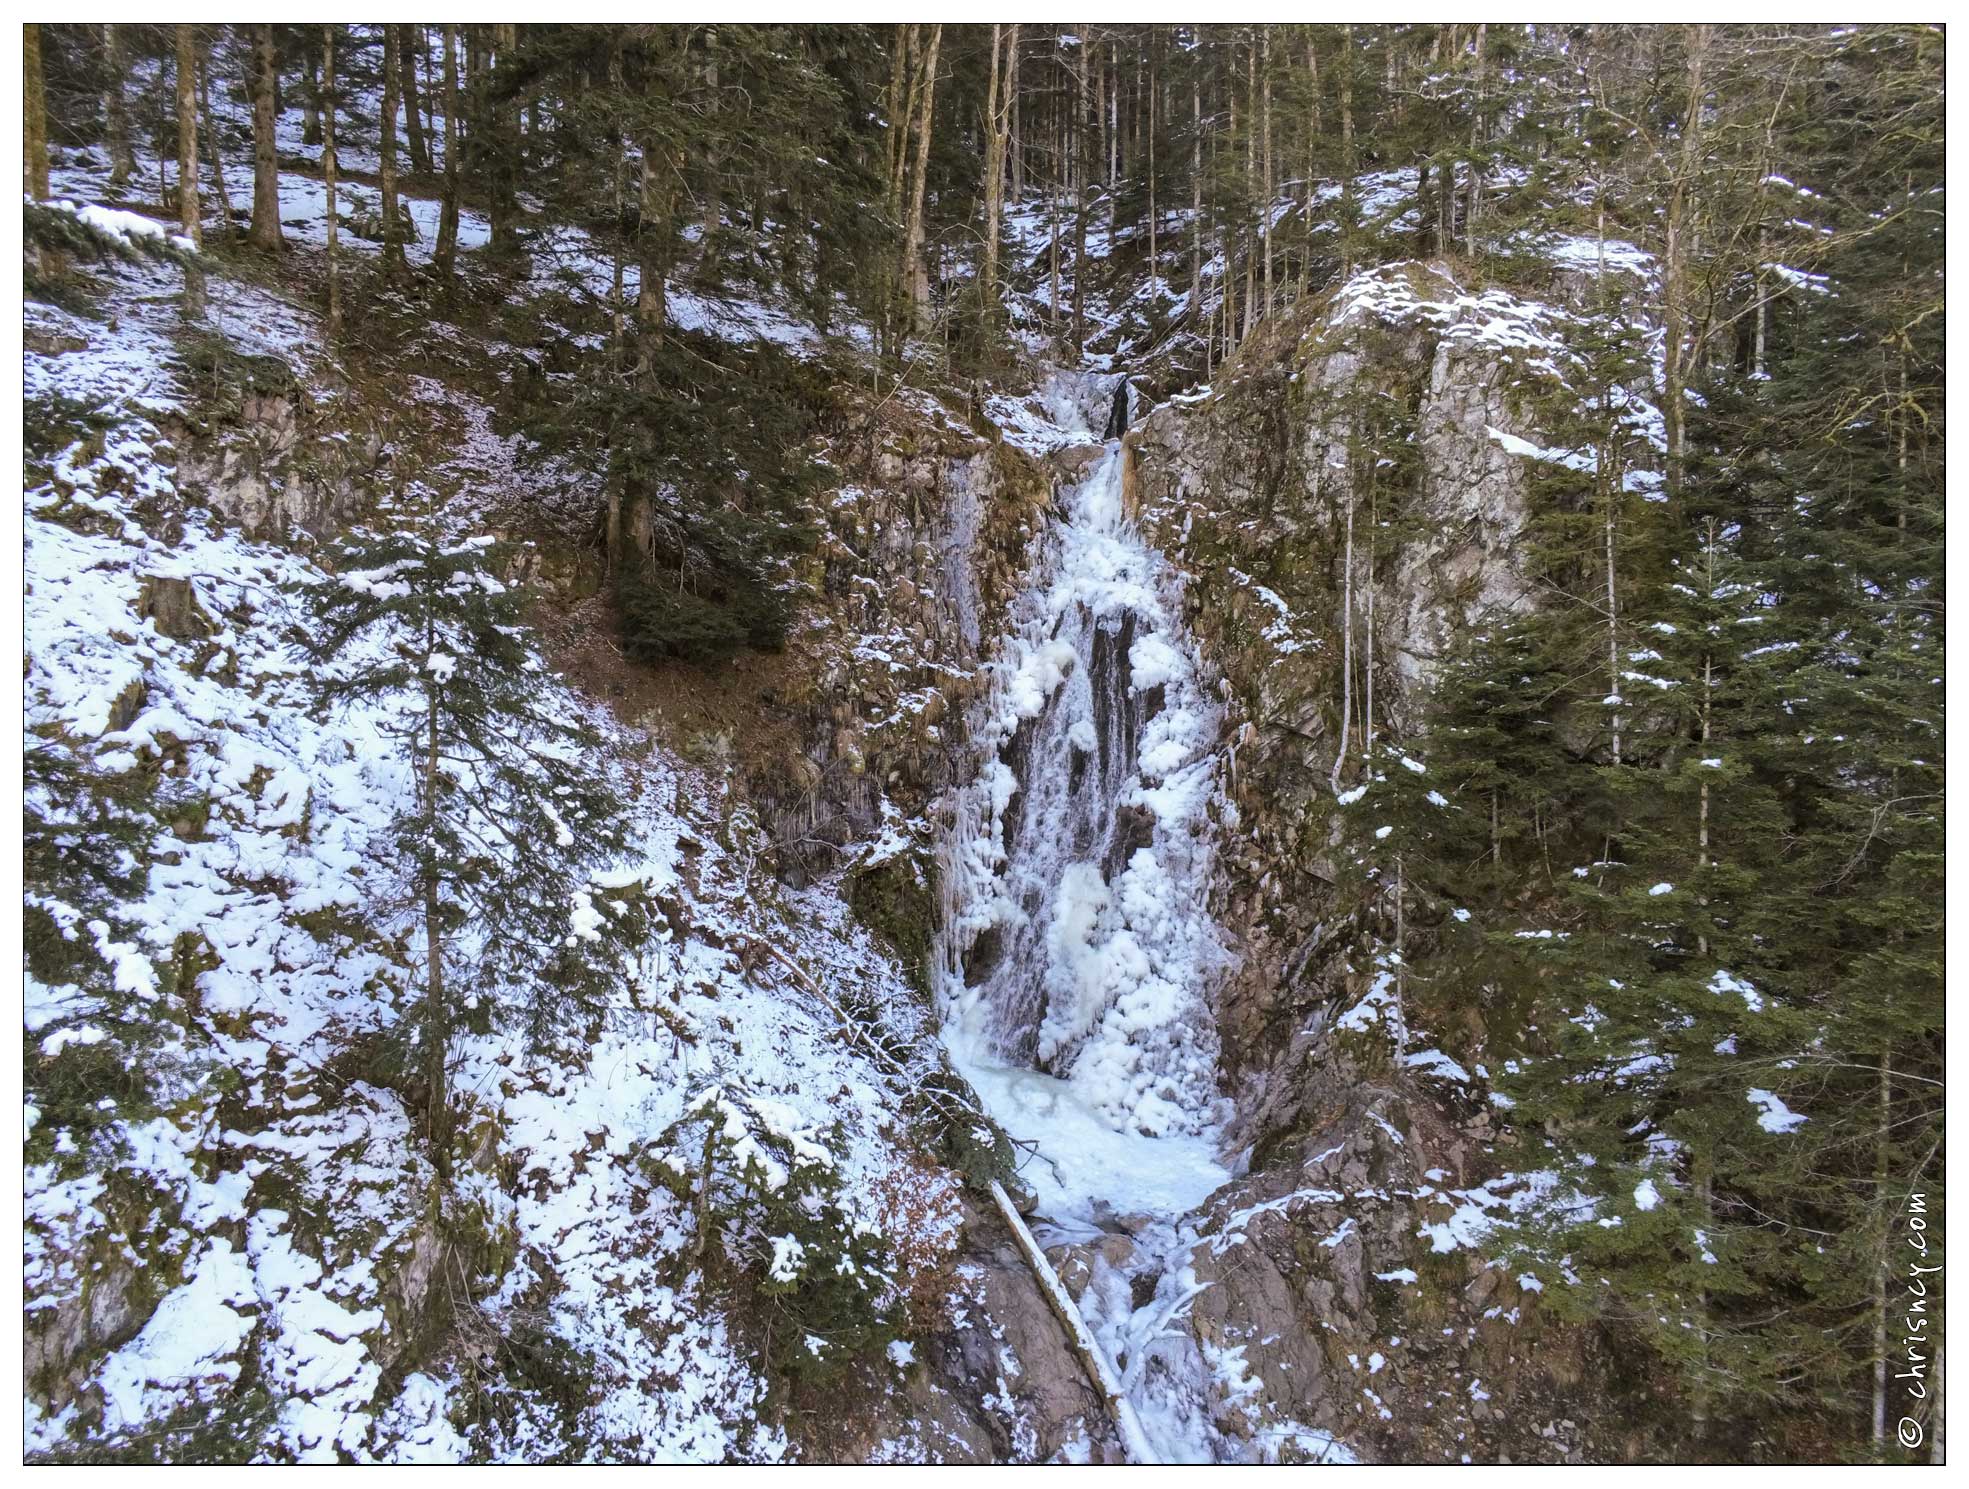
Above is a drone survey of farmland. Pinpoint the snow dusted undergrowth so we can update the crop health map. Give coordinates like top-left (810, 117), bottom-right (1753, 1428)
top-left (52, 43), bottom-right (861, 365)
top-left (23, 186), bottom-right (953, 1466)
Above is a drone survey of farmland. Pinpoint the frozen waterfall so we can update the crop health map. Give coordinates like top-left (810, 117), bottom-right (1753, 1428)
top-left (935, 398), bottom-right (1233, 1225)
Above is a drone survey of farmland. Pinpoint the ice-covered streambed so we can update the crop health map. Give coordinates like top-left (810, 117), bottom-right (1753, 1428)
top-left (933, 375), bottom-right (1253, 1460)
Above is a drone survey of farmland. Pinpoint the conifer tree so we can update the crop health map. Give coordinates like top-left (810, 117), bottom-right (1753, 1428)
top-left (1429, 617), bottom-right (1578, 893)
top-left (656, 1076), bottom-right (905, 1380)
top-left (1682, 26), bottom-right (1945, 1443)
top-left (301, 488), bottom-right (645, 1162)
top-left (1487, 28), bottom-right (1944, 1444)
top-left (24, 745), bottom-right (205, 1173)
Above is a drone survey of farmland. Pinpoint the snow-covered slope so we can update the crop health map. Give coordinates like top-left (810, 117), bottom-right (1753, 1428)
top-left (23, 199), bottom-right (967, 1465)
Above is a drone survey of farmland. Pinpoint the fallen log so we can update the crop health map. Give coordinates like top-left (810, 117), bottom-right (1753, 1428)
top-left (988, 1179), bottom-right (1157, 1464)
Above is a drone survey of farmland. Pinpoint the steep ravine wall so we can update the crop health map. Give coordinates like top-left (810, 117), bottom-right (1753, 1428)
top-left (1129, 263), bottom-right (1545, 1122)
top-left (763, 403), bottom-right (1055, 891)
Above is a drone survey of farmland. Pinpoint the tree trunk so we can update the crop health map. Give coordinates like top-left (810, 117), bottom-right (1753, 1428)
top-left (1391, 855), bottom-right (1407, 1049)
top-left (435, 26), bottom-right (460, 277)
top-left (1191, 77), bottom-right (1202, 323)
top-left (1241, 232), bottom-right (1256, 341)
top-left (167, 36), bottom-right (201, 312)
top-left (1363, 484), bottom-right (1376, 759)
top-left (301, 43), bottom-right (321, 147)
top-left (248, 25), bottom-right (284, 251)
top-left (1048, 127), bottom-right (1061, 327)
top-left (173, 30), bottom-right (200, 243)
top-left (696, 28), bottom-right (724, 281)
top-left (1604, 461), bottom-right (1622, 767)
top-left (483, 26), bottom-right (520, 253)
top-left (1300, 36), bottom-right (1320, 295)
top-left (1146, 27), bottom-right (1157, 281)
top-left (1104, 36), bottom-right (1116, 193)
top-left (638, 135), bottom-right (668, 367)
top-left (1749, 106), bottom-right (1772, 379)
top-left (1239, 38), bottom-right (1255, 338)
top-left (1439, 156), bottom-right (1454, 256)
top-left (421, 666), bottom-right (450, 1164)
top-left (322, 26), bottom-right (340, 333)
top-left (1423, 102), bottom-right (1441, 255)
top-left (1071, 23), bottom-right (1090, 361)
top-left (884, 25), bottom-right (914, 222)
top-left (690, 1118), bottom-right (719, 1262)
top-left (982, 24), bottom-right (1021, 317)
top-left (1339, 26), bottom-right (1355, 275)
top-left (1691, 1165), bottom-right (1716, 1436)
top-left (1331, 469), bottom-right (1354, 794)
top-left (1260, 26), bottom-right (1273, 318)
top-left (901, 24), bottom-right (942, 334)
top-left (605, 45), bottom-right (625, 370)
top-left (399, 26), bottom-right (430, 175)
top-left (1220, 251), bottom-right (1235, 367)
top-left (636, 99), bottom-right (678, 384)
top-left (981, 24), bottom-right (1006, 308)
top-left (24, 24), bottom-right (49, 202)
top-left (103, 25), bottom-right (137, 188)
top-left (990, 1181), bottom-right (1157, 1464)
top-left (1107, 36), bottom-right (1120, 248)
top-left (1872, 1050), bottom-right (1892, 1454)
top-left (1009, 35), bottom-right (1023, 201)
top-left (380, 25), bottom-right (404, 270)
top-left (1466, 22), bottom-right (1488, 254)
top-left (420, 31), bottom-right (440, 160)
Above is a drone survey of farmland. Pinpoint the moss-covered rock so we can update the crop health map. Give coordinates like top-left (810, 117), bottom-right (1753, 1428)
top-left (844, 841), bottom-right (939, 1000)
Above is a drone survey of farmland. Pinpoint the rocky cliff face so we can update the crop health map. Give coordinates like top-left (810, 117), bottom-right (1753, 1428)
top-left (1129, 260), bottom-right (1547, 1119)
top-left (755, 397), bottom-right (1054, 891)
top-left (1095, 263), bottom-right (1672, 1462)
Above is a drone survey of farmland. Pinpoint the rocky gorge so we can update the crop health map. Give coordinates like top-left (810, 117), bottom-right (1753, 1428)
top-left (26, 20), bottom-right (1939, 1465)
